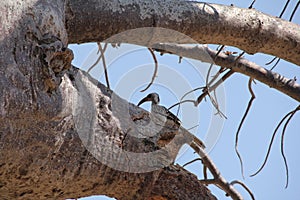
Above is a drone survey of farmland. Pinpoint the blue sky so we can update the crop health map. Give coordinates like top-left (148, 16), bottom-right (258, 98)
top-left (68, 1), bottom-right (300, 199)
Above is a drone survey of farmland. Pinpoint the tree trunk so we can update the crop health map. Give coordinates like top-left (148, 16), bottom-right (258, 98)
top-left (1, 0), bottom-right (299, 199)
top-left (0, 0), bottom-right (216, 199)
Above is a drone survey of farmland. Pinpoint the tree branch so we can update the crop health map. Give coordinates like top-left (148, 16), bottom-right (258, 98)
top-left (66, 0), bottom-right (300, 66)
top-left (151, 43), bottom-right (300, 102)
top-left (0, 67), bottom-right (217, 200)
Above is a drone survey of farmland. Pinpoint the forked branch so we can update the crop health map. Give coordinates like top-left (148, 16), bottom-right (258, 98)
top-left (189, 141), bottom-right (254, 200)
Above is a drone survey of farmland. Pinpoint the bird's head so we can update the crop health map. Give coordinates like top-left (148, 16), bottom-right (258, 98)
top-left (137, 93), bottom-right (160, 106)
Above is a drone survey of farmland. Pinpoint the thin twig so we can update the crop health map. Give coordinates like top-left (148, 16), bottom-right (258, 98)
top-left (212, 89), bottom-right (220, 114)
top-left (270, 58), bottom-right (281, 70)
top-left (203, 166), bottom-right (208, 183)
top-left (196, 70), bottom-right (234, 106)
top-left (235, 78), bottom-right (256, 179)
top-left (216, 45), bottom-right (225, 53)
top-left (265, 56), bottom-right (277, 66)
top-left (187, 124), bottom-right (200, 131)
top-left (280, 105), bottom-right (300, 188)
top-left (168, 99), bottom-right (196, 111)
top-left (207, 68), bottom-right (230, 88)
top-left (203, 52), bottom-right (243, 117)
top-left (174, 87), bottom-right (205, 116)
top-left (281, 115), bottom-right (292, 189)
top-left (279, 0), bottom-right (290, 18)
top-left (207, 91), bottom-right (227, 118)
top-left (205, 45), bottom-right (225, 87)
top-left (251, 106), bottom-right (300, 177)
top-left (97, 43), bottom-right (110, 89)
top-left (140, 48), bottom-right (158, 92)
top-left (249, 0), bottom-right (256, 9)
top-left (87, 43), bottom-right (108, 73)
top-left (289, 1), bottom-right (300, 21)
top-left (182, 158), bottom-right (202, 167)
top-left (230, 180), bottom-right (255, 200)
top-left (206, 63), bottom-right (214, 89)
top-left (235, 52), bottom-right (245, 62)
top-left (204, 45), bottom-right (226, 112)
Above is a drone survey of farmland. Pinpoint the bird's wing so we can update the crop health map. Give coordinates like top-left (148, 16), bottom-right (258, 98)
top-left (158, 106), bottom-right (181, 125)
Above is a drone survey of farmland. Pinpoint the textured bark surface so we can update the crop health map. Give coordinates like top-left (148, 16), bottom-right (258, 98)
top-left (151, 43), bottom-right (300, 102)
top-left (66, 0), bottom-right (300, 66)
top-left (0, 67), bottom-right (217, 199)
top-left (0, 1), bottom-right (217, 199)
top-left (1, 0), bottom-right (299, 199)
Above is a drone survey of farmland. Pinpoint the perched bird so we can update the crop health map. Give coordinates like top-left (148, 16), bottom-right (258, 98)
top-left (137, 93), bottom-right (181, 126)
top-left (137, 93), bottom-right (205, 149)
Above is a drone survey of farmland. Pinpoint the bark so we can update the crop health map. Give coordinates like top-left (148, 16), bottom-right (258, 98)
top-left (0, 1), bottom-right (217, 199)
top-left (66, 0), bottom-right (300, 66)
top-left (1, 0), bottom-right (299, 199)
top-left (151, 43), bottom-right (300, 102)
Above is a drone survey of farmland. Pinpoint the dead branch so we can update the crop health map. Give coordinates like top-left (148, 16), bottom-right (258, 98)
top-left (190, 142), bottom-right (245, 200)
top-left (230, 180), bottom-right (255, 200)
top-left (203, 45), bottom-right (228, 117)
top-left (87, 42), bottom-right (108, 73)
top-left (289, 1), bottom-right (300, 21)
top-left (151, 43), bottom-right (300, 102)
top-left (168, 70), bottom-right (234, 119)
top-left (251, 105), bottom-right (300, 188)
top-left (175, 87), bottom-right (205, 116)
top-left (265, 56), bottom-right (278, 65)
top-left (167, 70), bottom-right (233, 119)
top-left (140, 48), bottom-right (158, 92)
top-left (205, 45), bottom-right (225, 86)
top-left (265, 0), bottom-right (297, 70)
top-left (235, 78), bottom-right (256, 179)
top-left (98, 43), bottom-right (110, 89)
top-left (182, 158), bottom-right (201, 167)
top-left (66, 1), bottom-right (300, 66)
top-left (249, 0), bottom-right (256, 9)
top-left (280, 105), bottom-right (300, 188)
top-left (270, 58), bottom-right (281, 70)
top-left (279, 0), bottom-right (290, 18)
top-left (196, 70), bottom-right (234, 106)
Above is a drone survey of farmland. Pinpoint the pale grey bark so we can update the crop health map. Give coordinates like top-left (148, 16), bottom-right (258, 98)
top-left (66, 0), bottom-right (300, 66)
top-left (0, 1), bottom-right (217, 199)
top-left (151, 43), bottom-right (300, 102)
top-left (1, 0), bottom-right (299, 199)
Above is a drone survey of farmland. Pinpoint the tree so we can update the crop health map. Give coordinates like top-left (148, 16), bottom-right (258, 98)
top-left (0, 0), bottom-right (299, 199)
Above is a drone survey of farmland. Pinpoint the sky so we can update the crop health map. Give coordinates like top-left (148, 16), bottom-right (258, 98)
top-left (68, 1), bottom-right (300, 199)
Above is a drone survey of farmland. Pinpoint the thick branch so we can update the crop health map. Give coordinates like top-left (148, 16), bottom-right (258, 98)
top-left (0, 67), bottom-right (217, 200)
top-left (0, 1), bottom-right (216, 199)
top-left (66, 0), bottom-right (300, 66)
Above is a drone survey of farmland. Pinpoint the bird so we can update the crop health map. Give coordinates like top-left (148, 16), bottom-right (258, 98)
top-left (137, 93), bottom-right (206, 149)
top-left (137, 93), bottom-right (181, 126)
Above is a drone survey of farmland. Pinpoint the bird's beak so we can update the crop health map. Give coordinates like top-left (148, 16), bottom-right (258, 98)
top-left (137, 97), bottom-right (151, 106)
